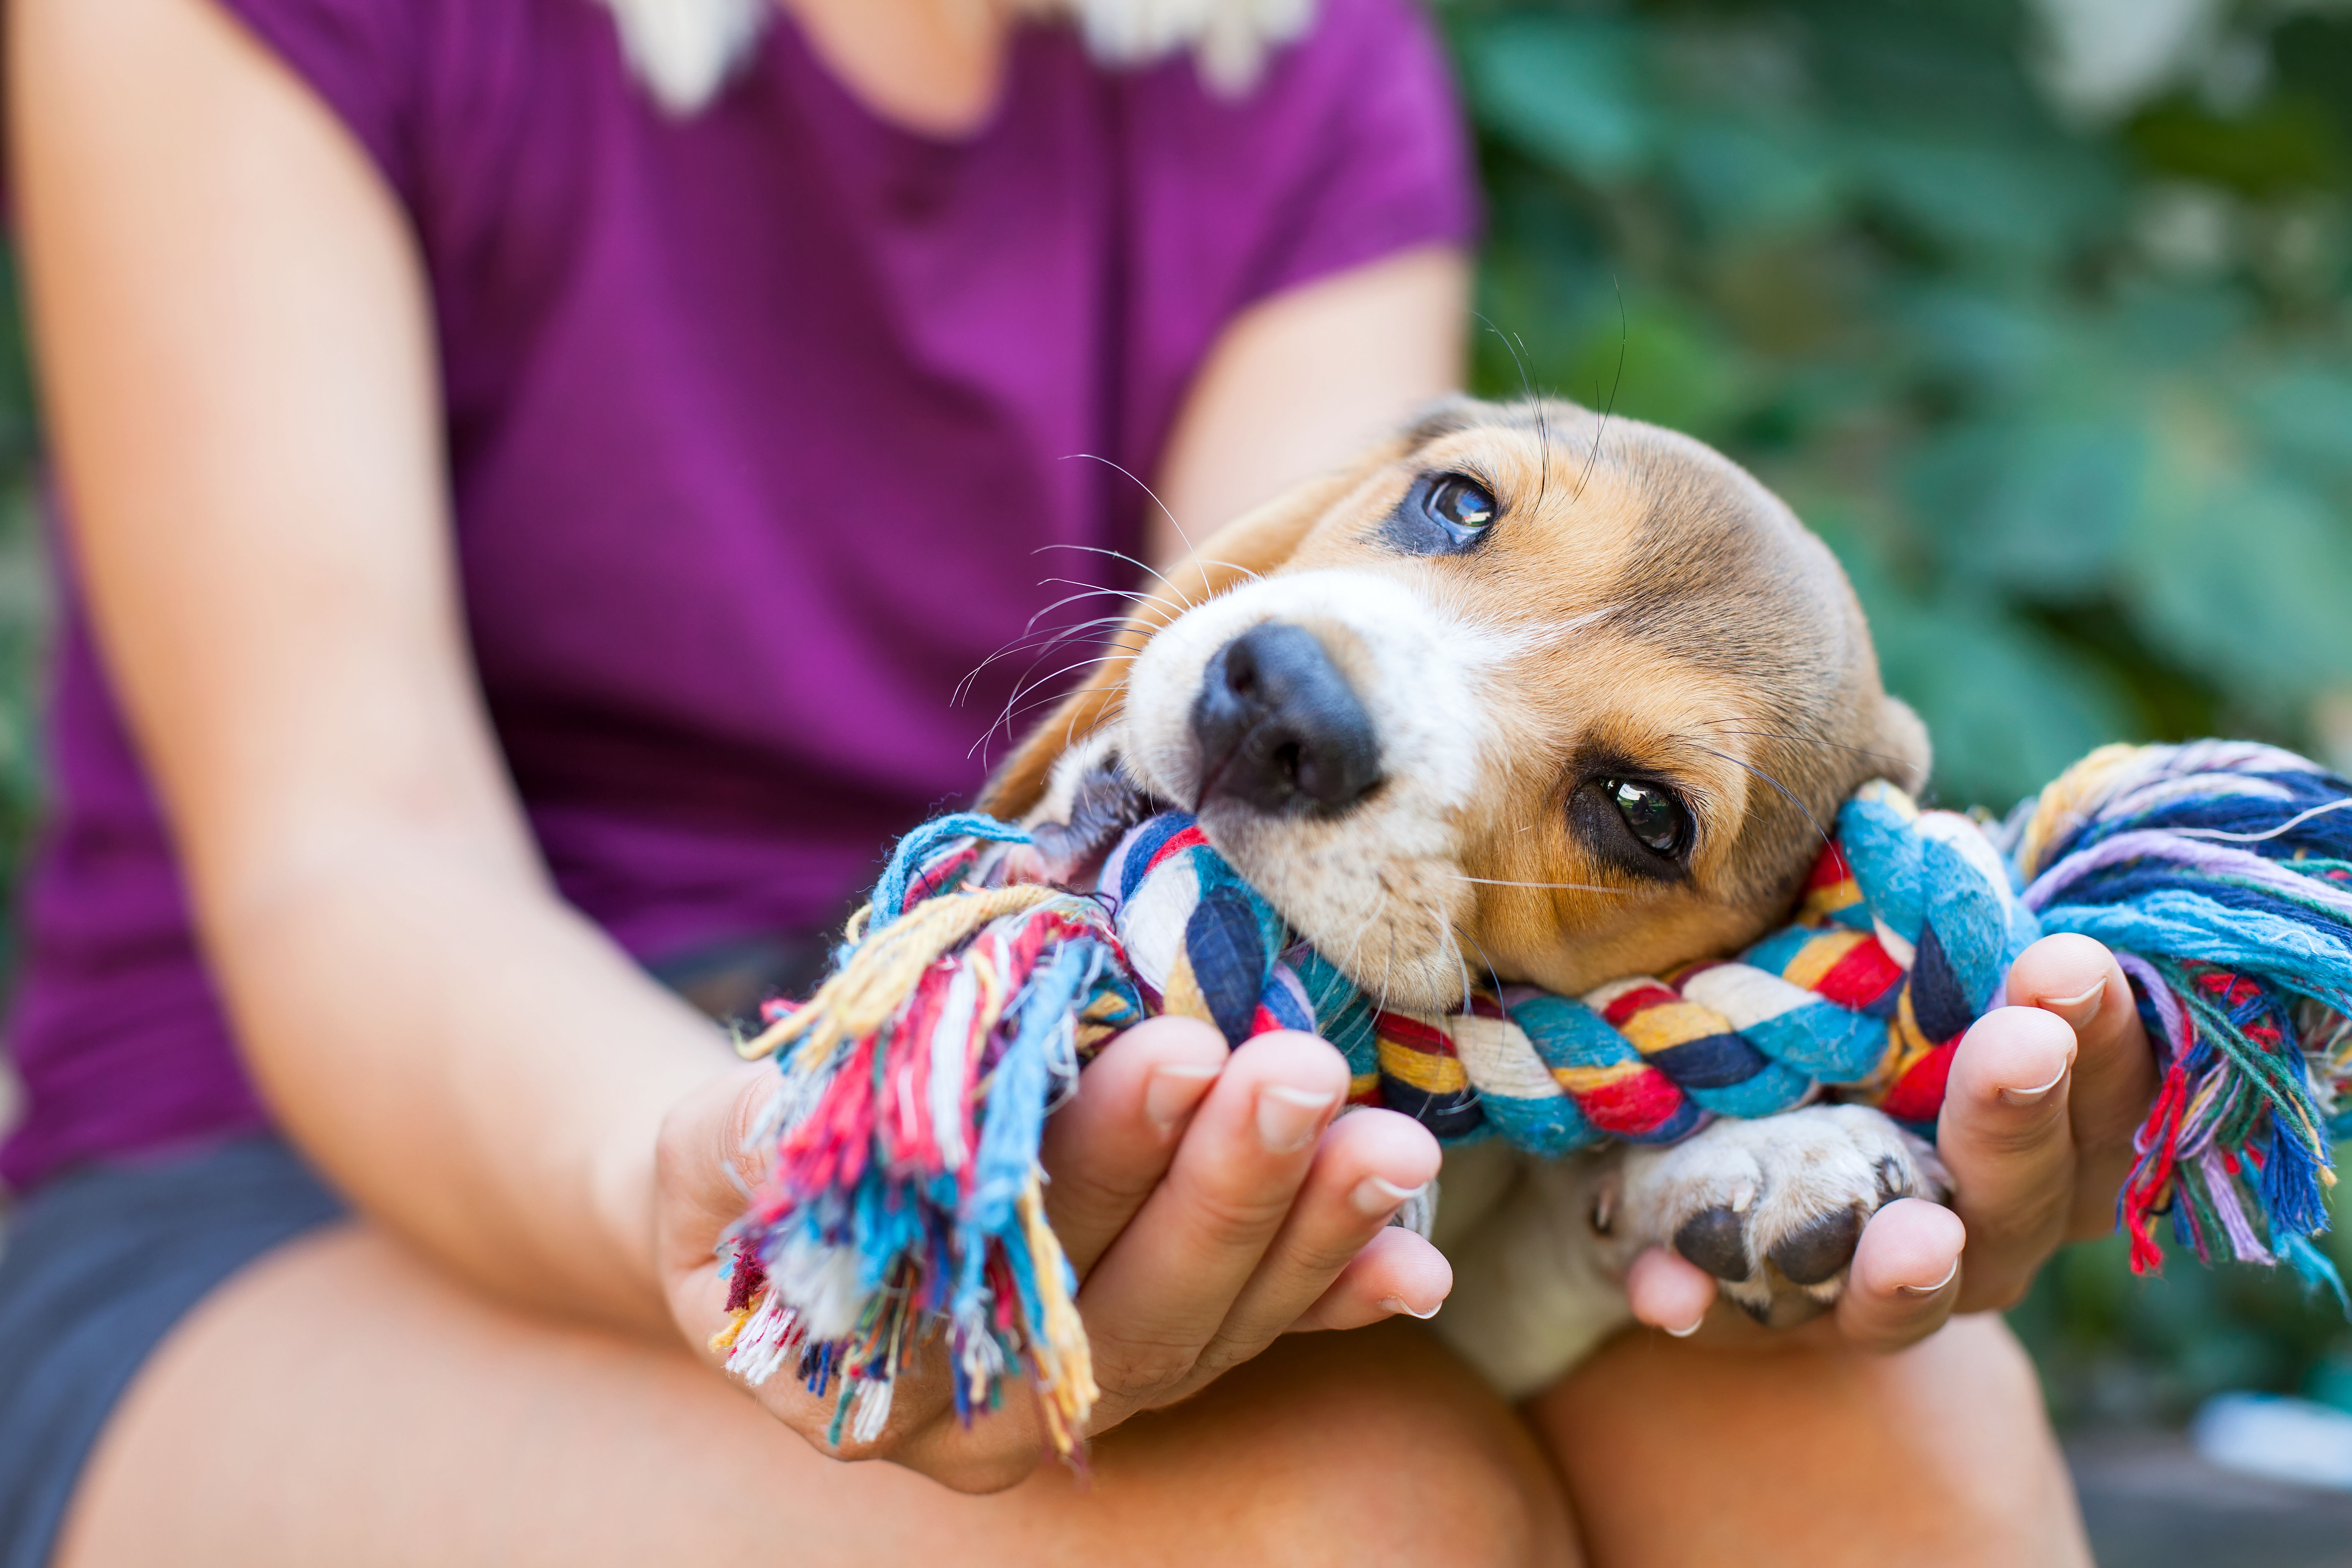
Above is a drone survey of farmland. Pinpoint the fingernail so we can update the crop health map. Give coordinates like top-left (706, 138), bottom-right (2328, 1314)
top-left (1351, 1176), bottom-right (1424, 1219)
top-left (1897, 1258), bottom-right (1961, 1296)
top-left (1257, 1084), bottom-right (1337, 1153)
top-left (1998, 1061), bottom-right (2071, 1106)
top-left (1378, 1294), bottom-right (1442, 1320)
top-left (2035, 975), bottom-right (2106, 1032)
top-left (1666, 1315), bottom-right (1705, 1338)
top-left (1144, 1063), bottom-right (1220, 1132)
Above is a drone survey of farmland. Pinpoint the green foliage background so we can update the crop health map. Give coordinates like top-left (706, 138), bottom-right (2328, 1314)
top-left (1442, 0), bottom-right (2352, 1425)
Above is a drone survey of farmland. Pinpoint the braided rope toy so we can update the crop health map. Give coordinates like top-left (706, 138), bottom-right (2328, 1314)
top-left (713, 740), bottom-right (2352, 1453)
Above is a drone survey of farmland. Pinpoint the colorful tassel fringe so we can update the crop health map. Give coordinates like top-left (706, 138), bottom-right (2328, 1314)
top-left (717, 740), bottom-right (2352, 1455)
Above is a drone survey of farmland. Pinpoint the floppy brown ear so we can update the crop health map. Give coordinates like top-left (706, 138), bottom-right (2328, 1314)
top-left (976, 454), bottom-right (1391, 820)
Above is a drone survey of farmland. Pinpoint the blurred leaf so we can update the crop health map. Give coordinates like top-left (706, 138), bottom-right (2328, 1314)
top-left (2110, 282), bottom-right (2256, 370)
top-left (1896, 284), bottom-right (2066, 401)
top-left (2274, 15), bottom-right (2352, 150)
top-left (1853, 132), bottom-right (2103, 264)
top-left (1464, 17), bottom-right (1654, 183)
top-left (1865, 591), bottom-right (2130, 809)
top-left (2128, 94), bottom-right (2345, 198)
top-left (1669, 117), bottom-right (1841, 239)
top-left (2124, 472), bottom-right (2352, 712)
top-left (1903, 415), bottom-right (2145, 593)
top-left (2243, 365), bottom-right (2352, 485)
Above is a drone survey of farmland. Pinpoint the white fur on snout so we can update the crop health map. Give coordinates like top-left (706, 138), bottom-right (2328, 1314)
top-left (1119, 568), bottom-right (1511, 1008)
top-left (1617, 1105), bottom-right (1950, 1315)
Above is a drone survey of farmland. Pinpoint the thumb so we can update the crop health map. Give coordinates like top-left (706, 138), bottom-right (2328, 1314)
top-left (653, 1060), bottom-right (777, 1277)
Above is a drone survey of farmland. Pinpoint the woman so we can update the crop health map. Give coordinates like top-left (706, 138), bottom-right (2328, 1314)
top-left (0, 0), bottom-right (2137, 1560)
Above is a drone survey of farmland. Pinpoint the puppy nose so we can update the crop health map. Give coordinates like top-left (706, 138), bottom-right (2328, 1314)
top-left (1191, 623), bottom-right (1381, 814)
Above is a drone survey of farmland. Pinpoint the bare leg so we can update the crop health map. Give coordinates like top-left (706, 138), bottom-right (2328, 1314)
top-left (55, 1223), bottom-right (1577, 1568)
top-left (1532, 1315), bottom-right (2091, 1568)
top-left (59, 1223), bottom-right (2085, 1568)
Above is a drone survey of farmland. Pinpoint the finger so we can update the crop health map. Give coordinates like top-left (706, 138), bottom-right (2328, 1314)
top-left (1075, 1031), bottom-right (1350, 1409)
top-left (1833, 1197), bottom-right (1966, 1350)
top-left (654, 1060), bottom-right (785, 1282)
top-left (1625, 1246), bottom-right (1717, 1337)
top-left (2004, 933), bottom-right (2156, 1237)
top-left (1199, 1106), bottom-right (1444, 1354)
top-left (1938, 1004), bottom-right (2076, 1312)
top-left (1287, 1223), bottom-right (1455, 1331)
top-left (1038, 1014), bottom-right (1230, 1275)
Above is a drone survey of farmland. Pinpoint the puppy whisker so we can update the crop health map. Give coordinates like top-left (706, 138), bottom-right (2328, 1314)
top-left (989, 660), bottom-right (1132, 736)
top-left (1015, 588), bottom-right (1160, 638)
top-left (1032, 576), bottom-right (1192, 622)
top-left (1691, 743), bottom-right (1834, 851)
top-left (1478, 313), bottom-right (1552, 518)
top-left (975, 632), bottom-right (1135, 730)
top-left (1033, 542), bottom-right (1203, 614)
top-left (1573, 280), bottom-right (1627, 505)
top-left (972, 663), bottom-right (1133, 759)
top-left (1699, 720), bottom-right (1915, 774)
top-left (1060, 452), bottom-right (1217, 604)
top-left (1520, 605), bottom-right (1623, 646)
top-left (955, 618), bottom-right (1146, 707)
top-left (970, 671), bottom-right (1131, 768)
top-left (1449, 873), bottom-right (1631, 895)
top-left (1418, 900), bottom-right (1471, 1017)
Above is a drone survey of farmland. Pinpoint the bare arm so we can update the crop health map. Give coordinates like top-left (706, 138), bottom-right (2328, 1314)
top-left (1148, 245), bottom-right (1469, 572)
top-left (11, 0), bottom-right (728, 1334)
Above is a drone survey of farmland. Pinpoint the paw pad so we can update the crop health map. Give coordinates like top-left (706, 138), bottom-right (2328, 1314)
top-left (1767, 1208), bottom-right (1862, 1286)
top-left (1674, 1206), bottom-right (1752, 1281)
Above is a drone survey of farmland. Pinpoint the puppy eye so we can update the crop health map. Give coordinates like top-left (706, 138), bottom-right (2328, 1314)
top-left (1426, 475), bottom-right (1495, 532)
top-left (1382, 471), bottom-right (1504, 556)
top-left (1602, 779), bottom-right (1687, 856)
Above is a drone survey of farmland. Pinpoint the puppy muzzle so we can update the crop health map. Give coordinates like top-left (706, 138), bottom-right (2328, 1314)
top-left (1188, 622), bottom-right (1382, 815)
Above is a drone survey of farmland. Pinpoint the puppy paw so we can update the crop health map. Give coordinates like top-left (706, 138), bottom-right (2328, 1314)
top-left (1615, 1104), bottom-right (1950, 1327)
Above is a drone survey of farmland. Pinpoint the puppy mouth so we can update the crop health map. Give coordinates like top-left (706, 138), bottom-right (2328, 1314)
top-left (1028, 762), bottom-right (1161, 883)
top-left (1186, 623), bottom-right (1384, 818)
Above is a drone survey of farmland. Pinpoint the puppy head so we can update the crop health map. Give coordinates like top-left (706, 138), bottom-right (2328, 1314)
top-left (984, 396), bottom-right (1928, 1011)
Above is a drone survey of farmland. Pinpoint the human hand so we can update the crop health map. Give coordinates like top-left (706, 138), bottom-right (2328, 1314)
top-left (655, 1017), bottom-right (1449, 1491)
top-left (1622, 933), bottom-right (2156, 1351)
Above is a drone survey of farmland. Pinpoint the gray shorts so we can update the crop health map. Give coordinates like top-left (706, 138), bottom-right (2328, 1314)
top-left (0, 1138), bottom-right (346, 1568)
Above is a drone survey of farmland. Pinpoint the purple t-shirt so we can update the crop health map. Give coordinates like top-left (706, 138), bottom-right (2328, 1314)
top-left (0, 0), bottom-right (1475, 1191)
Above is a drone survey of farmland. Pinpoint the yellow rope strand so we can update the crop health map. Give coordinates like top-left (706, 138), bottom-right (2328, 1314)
top-left (735, 885), bottom-right (1065, 1064)
top-left (1019, 1174), bottom-right (1097, 1457)
top-left (2015, 742), bottom-right (2145, 878)
top-left (708, 1302), bottom-right (756, 1355)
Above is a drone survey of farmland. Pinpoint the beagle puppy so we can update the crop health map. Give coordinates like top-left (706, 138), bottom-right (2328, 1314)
top-left (981, 396), bottom-right (1952, 1394)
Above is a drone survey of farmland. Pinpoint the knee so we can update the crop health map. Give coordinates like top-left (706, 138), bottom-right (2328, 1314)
top-left (1256, 1411), bottom-right (1575, 1568)
top-left (1102, 1324), bottom-right (1581, 1568)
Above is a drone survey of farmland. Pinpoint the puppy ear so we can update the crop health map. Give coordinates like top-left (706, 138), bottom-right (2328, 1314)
top-left (1399, 391), bottom-right (1484, 447)
top-left (976, 452), bottom-right (1396, 820)
top-left (1873, 694), bottom-right (1932, 795)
